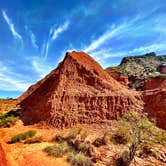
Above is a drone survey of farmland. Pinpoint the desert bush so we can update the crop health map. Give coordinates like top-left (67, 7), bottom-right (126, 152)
top-left (114, 111), bottom-right (165, 166)
top-left (44, 142), bottom-right (69, 157)
top-left (64, 128), bottom-right (82, 140)
top-left (0, 107), bottom-right (21, 128)
top-left (67, 152), bottom-right (93, 166)
top-left (77, 142), bottom-right (87, 151)
top-left (93, 132), bottom-right (108, 147)
top-left (93, 137), bottom-right (105, 147)
top-left (112, 126), bottom-right (132, 144)
top-left (8, 130), bottom-right (36, 143)
top-left (152, 130), bottom-right (166, 145)
top-left (53, 134), bottom-right (66, 143)
top-left (0, 116), bottom-right (17, 128)
top-left (24, 136), bottom-right (42, 144)
top-left (5, 108), bottom-right (21, 117)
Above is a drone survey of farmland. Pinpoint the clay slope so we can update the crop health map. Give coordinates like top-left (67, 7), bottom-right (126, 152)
top-left (19, 51), bottom-right (143, 128)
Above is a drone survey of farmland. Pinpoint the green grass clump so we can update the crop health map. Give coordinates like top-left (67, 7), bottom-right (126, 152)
top-left (67, 152), bottom-right (93, 166)
top-left (0, 116), bottom-right (17, 128)
top-left (112, 126), bottom-right (132, 145)
top-left (24, 136), bottom-right (43, 144)
top-left (93, 131), bottom-right (109, 147)
top-left (93, 137), bottom-right (105, 147)
top-left (63, 128), bottom-right (82, 140)
top-left (8, 130), bottom-right (36, 143)
top-left (44, 142), bottom-right (69, 157)
top-left (77, 142), bottom-right (87, 151)
top-left (0, 107), bottom-right (21, 128)
top-left (152, 130), bottom-right (166, 145)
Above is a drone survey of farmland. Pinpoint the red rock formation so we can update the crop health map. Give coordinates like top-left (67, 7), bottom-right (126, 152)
top-left (143, 77), bottom-right (166, 90)
top-left (143, 78), bottom-right (166, 129)
top-left (19, 51), bottom-right (143, 128)
top-left (105, 67), bottom-right (129, 87)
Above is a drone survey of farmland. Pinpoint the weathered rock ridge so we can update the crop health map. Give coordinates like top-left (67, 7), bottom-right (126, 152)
top-left (19, 51), bottom-right (143, 128)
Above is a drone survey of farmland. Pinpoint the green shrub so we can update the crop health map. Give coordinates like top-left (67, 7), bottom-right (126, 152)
top-left (5, 108), bottom-right (21, 117)
top-left (64, 128), bottom-right (82, 140)
top-left (93, 130), bottom-right (109, 147)
top-left (8, 130), bottom-right (36, 143)
top-left (53, 134), bottom-right (65, 143)
top-left (67, 152), bottom-right (93, 166)
top-left (24, 136), bottom-right (42, 144)
top-left (0, 116), bottom-right (17, 128)
top-left (44, 142), bottom-right (69, 157)
top-left (77, 142), bottom-right (87, 151)
top-left (93, 137), bottom-right (105, 147)
top-left (0, 107), bottom-right (21, 128)
top-left (112, 126), bottom-right (132, 144)
top-left (114, 111), bottom-right (166, 166)
top-left (152, 130), bottom-right (166, 145)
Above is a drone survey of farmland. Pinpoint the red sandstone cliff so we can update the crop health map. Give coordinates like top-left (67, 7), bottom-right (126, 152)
top-left (19, 51), bottom-right (143, 128)
top-left (143, 78), bottom-right (166, 129)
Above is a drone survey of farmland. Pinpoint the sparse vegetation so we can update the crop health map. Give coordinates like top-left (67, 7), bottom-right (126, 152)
top-left (113, 111), bottom-right (166, 166)
top-left (64, 128), bottom-right (82, 140)
top-left (0, 107), bottom-right (21, 128)
top-left (67, 152), bottom-right (93, 166)
top-left (44, 142), bottom-right (69, 157)
top-left (45, 128), bottom-right (94, 163)
top-left (8, 130), bottom-right (36, 144)
top-left (152, 129), bottom-right (166, 145)
top-left (0, 116), bottom-right (17, 127)
top-left (24, 136), bottom-right (43, 144)
top-left (54, 134), bottom-right (66, 143)
top-left (93, 131), bottom-right (109, 147)
top-left (93, 137), bottom-right (105, 147)
top-left (112, 126), bottom-right (132, 144)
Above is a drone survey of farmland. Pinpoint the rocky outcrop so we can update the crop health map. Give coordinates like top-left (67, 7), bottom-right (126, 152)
top-left (143, 78), bottom-right (166, 129)
top-left (105, 67), bottom-right (129, 87)
top-left (19, 51), bottom-right (143, 128)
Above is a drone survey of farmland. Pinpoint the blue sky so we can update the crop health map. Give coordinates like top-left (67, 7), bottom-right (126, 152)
top-left (0, 0), bottom-right (166, 98)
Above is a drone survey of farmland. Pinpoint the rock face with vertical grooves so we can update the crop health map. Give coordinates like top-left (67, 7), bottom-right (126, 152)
top-left (143, 78), bottom-right (166, 129)
top-left (19, 51), bottom-right (143, 128)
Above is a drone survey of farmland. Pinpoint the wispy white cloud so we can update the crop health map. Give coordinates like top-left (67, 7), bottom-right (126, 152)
top-left (83, 21), bottom-right (132, 53)
top-left (43, 21), bottom-right (70, 59)
top-left (29, 31), bottom-right (38, 49)
top-left (2, 10), bottom-right (22, 40)
top-left (31, 57), bottom-right (53, 78)
top-left (90, 43), bottom-right (166, 68)
top-left (25, 26), bottom-right (38, 49)
top-left (51, 21), bottom-right (69, 40)
top-left (82, 8), bottom-right (166, 68)
top-left (44, 29), bottom-right (52, 59)
top-left (129, 43), bottom-right (166, 54)
top-left (0, 62), bottom-right (32, 91)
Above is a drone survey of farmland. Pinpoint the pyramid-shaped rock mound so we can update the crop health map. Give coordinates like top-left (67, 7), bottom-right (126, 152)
top-left (19, 51), bottom-right (143, 128)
